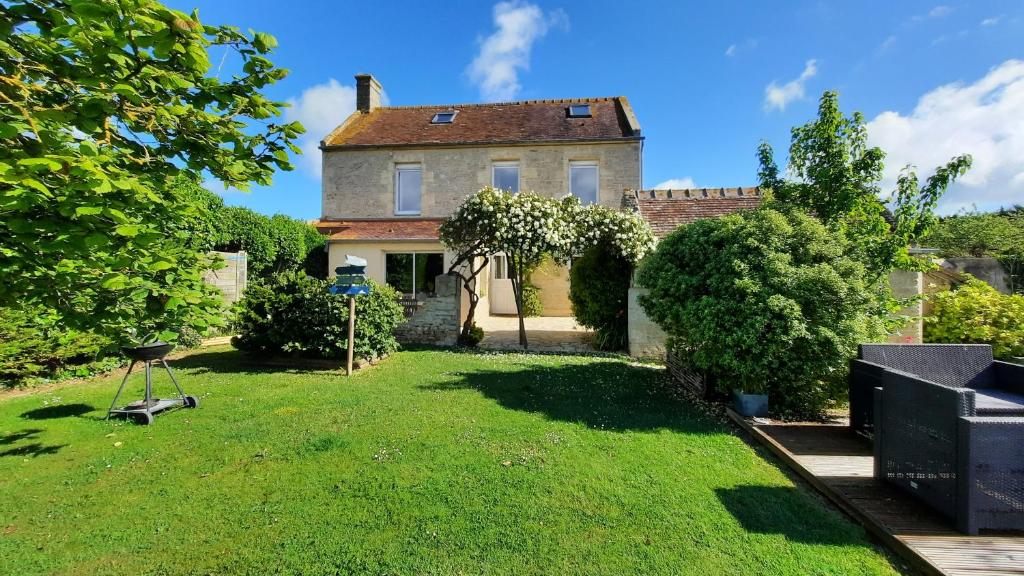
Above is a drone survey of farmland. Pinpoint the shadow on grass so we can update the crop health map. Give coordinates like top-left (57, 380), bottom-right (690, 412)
top-left (0, 442), bottom-right (67, 458)
top-left (169, 349), bottom-right (344, 376)
top-left (0, 429), bottom-right (67, 458)
top-left (21, 403), bottom-right (93, 420)
top-left (419, 359), bottom-right (719, 434)
top-left (0, 428), bottom-right (43, 445)
top-left (715, 485), bottom-right (868, 545)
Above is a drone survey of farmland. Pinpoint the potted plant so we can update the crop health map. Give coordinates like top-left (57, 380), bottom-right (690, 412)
top-left (731, 384), bottom-right (769, 418)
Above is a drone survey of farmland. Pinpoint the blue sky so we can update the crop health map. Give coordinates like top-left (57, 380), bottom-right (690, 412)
top-left (171, 0), bottom-right (1024, 219)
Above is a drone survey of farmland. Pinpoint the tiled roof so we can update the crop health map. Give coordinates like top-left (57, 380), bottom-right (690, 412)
top-left (322, 97), bottom-right (641, 148)
top-left (313, 218), bottom-right (444, 242)
top-left (624, 188), bottom-right (762, 238)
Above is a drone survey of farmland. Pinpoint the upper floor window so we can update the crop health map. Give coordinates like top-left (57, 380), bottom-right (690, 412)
top-left (492, 161), bottom-right (520, 193)
top-left (395, 164), bottom-right (421, 215)
top-left (570, 161), bottom-right (598, 205)
top-left (431, 111), bottom-right (457, 124)
top-left (568, 104), bottom-right (591, 118)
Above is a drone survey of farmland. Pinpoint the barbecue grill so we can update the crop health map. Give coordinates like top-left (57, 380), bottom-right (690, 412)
top-left (107, 342), bottom-right (198, 425)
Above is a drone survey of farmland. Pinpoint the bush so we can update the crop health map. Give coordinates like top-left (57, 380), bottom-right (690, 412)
top-left (457, 323), bottom-right (485, 347)
top-left (637, 206), bottom-right (886, 419)
top-left (0, 307), bottom-right (118, 386)
top-left (233, 272), bottom-right (405, 361)
top-left (521, 283), bottom-right (543, 317)
top-left (924, 276), bottom-right (1024, 359)
top-left (569, 243), bottom-right (631, 351)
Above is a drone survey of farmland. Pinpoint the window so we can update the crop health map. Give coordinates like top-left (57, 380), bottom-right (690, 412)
top-left (570, 161), bottom-right (599, 204)
top-left (491, 162), bottom-right (519, 193)
top-left (431, 111), bottom-right (457, 124)
top-left (395, 164), bottom-right (421, 215)
top-left (492, 254), bottom-right (508, 280)
top-left (568, 104), bottom-right (591, 118)
top-left (385, 252), bottom-right (444, 297)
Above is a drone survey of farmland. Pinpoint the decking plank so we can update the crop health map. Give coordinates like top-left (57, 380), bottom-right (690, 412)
top-left (728, 409), bottom-right (1024, 576)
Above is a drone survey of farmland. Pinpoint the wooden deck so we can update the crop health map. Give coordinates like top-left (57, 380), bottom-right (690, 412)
top-left (728, 410), bottom-right (1024, 576)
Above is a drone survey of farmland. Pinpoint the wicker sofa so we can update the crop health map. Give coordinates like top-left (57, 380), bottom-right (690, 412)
top-left (867, 345), bottom-right (1024, 534)
top-left (849, 344), bottom-right (996, 435)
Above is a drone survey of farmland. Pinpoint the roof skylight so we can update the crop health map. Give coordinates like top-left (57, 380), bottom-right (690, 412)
top-left (567, 104), bottom-right (591, 118)
top-left (431, 111), bottom-right (457, 124)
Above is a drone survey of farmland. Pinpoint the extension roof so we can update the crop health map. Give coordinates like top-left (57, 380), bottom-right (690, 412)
top-left (623, 188), bottom-right (762, 238)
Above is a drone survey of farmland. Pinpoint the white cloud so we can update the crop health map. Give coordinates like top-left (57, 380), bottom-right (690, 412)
top-left (878, 35), bottom-right (897, 53)
top-left (928, 5), bottom-right (953, 18)
top-left (285, 79), bottom-right (357, 178)
top-left (980, 15), bottom-right (1003, 27)
top-left (466, 1), bottom-right (568, 102)
top-left (865, 60), bottom-right (1024, 212)
top-left (764, 59), bottom-right (818, 112)
top-left (725, 38), bottom-right (757, 58)
top-left (654, 177), bottom-right (697, 190)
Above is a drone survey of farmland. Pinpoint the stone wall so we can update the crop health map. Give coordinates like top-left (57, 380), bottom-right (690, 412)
top-left (627, 287), bottom-right (667, 359)
top-left (395, 274), bottom-right (461, 346)
top-left (204, 251), bottom-right (248, 306)
top-left (322, 141), bottom-right (642, 219)
top-left (888, 270), bottom-right (923, 344)
top-left (940, 257), bottom-right (1010, 294)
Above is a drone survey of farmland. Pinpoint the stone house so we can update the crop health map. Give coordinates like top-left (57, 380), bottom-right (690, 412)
top-left (314, 74), bottom-right (643, 318)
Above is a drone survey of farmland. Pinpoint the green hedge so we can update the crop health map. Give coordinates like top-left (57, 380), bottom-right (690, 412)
top-left (569, 243), bottom-right (631, 351)
top-left (233, 272), bottom-right (405, 360)
top-left (0, 307), bottom-right (120, 386)
top-left (925, 276), bottom-right (1024, 359)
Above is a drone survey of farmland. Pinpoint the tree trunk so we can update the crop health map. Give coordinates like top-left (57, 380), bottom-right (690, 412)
top-left (510, 254), bottom-right (528, 349)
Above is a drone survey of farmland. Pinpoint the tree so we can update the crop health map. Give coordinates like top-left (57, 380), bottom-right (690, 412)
top-left (757, 91), bottom-right (971, 279)
top-left (439, 188), bottom-right (501, 341)
top-left (0, 0), bottom-right (303, 342)
top-left (924, 211), bottom-right (1024, 293)
top-left (638, 205), bottom-right (887, 418)
top-left (441, 188), bottom-right (654, 349)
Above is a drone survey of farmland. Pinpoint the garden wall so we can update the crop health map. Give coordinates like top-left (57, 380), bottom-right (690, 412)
top-left (395, 273), bottom-right (461, 346)
top-left (204, 251), bottom-right (248, 306)
top-left (627, 287), bottom-right (667, 359)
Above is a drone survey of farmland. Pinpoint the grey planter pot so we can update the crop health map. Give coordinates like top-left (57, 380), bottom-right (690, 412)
top-left (732, 389), bottom-right (769, 417)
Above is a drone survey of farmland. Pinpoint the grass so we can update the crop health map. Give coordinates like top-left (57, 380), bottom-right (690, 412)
top-left (0, 347), bottom-right (903, 575)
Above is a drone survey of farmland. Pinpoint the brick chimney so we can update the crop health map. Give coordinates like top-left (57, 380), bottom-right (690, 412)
top-left (355, 74), bottom-right (382, 113)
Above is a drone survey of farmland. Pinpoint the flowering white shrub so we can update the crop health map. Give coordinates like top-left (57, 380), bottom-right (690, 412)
top-left (559, 196), bottom-right (655, 264)
top-left (440, 187), bottom-right (656, 348)
top-left (442, 187), bottom-right (655, 266)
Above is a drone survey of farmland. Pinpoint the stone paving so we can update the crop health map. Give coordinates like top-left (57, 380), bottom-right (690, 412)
top-left (475, 314), bottom-right (596, 353)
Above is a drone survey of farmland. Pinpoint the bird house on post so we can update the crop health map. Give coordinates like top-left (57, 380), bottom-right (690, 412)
top-left (329, 255), bottom-right (372, 375)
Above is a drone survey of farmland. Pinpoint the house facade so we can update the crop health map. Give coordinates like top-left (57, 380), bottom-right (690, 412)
top-left (316, 74), bottom-right (643, 317)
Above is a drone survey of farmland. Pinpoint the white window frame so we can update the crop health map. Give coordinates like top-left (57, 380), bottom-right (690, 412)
top-left (394, 163), bottom-right (422, 216)
top-left (569, 160), bottom-right (599, 205)
top-left (491, 161), bottom-right (520, 193)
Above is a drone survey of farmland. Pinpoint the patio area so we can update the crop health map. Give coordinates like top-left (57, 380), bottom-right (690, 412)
top-left (730, 412), bottom-right (1024, 576)
top-left (475, 314), bottom-right (596, 353)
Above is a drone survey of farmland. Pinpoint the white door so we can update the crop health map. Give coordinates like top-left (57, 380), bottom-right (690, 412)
top-left (489, 254), bottom-right (517, 315)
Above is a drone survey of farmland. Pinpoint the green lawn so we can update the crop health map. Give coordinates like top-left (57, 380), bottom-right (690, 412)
top-left (0, 347), bottom-right (902, 575)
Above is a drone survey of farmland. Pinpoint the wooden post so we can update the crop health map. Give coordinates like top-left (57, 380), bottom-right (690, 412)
top-left (346, 296), bottom-right (356, 376)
